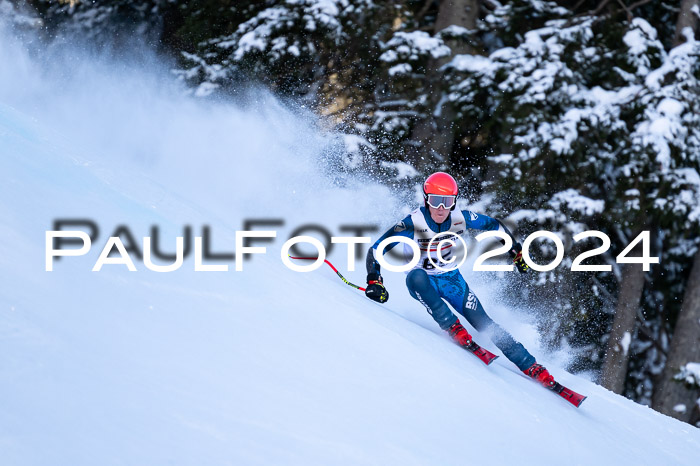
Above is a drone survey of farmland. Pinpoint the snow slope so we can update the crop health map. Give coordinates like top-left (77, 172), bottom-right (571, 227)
top-left (1, 26), bottom-right (699, 466)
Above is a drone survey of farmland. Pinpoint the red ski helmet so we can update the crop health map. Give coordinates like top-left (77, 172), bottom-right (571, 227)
top-left (423, 172), bottom-right (458, 210)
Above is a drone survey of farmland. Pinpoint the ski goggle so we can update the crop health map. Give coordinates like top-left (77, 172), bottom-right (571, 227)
top-left (426, 194), bottom-right (456, 209)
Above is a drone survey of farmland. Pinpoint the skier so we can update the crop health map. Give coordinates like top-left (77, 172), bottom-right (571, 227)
top-left (364, 171), bottom-right (556, 387)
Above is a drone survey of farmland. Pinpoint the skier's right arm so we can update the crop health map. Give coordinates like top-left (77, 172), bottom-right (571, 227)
top-left (364, 216), bottom-right (415, 303)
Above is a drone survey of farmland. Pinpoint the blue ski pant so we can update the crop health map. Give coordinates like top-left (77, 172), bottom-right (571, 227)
top-left (406, 268), bottom-right (535, 371)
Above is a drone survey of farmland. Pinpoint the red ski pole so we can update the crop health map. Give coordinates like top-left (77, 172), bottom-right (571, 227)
top-left (288, 256), bottom-right (366, 292)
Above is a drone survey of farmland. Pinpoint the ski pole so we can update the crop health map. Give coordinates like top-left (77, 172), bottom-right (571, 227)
top-left (288, 256), bottom-right (366, 292)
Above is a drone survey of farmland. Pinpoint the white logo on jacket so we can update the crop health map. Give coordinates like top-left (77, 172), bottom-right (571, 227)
top-left (394, 221), bottom-right (406, 232)
top-left (465, 291), bottom-right (478, 311)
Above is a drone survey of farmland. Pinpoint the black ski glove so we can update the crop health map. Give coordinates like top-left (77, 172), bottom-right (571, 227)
top-left (509, 242), bottom-right (529, 274)
top-left (365, 273), bottom-right (389, 303)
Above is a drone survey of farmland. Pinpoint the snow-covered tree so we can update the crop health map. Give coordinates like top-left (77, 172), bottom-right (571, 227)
top-left (27, 0), bottom-right (177, 48)
top-left (178, 1), bottom-right (384, 98)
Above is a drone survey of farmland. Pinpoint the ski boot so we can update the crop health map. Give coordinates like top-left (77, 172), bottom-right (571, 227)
top-left (448, 320), bottom-right (473, 346)
top-left (523, 363), bottom-right (556, 388)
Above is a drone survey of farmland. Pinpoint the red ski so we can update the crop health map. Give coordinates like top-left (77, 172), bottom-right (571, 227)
top-left (460, 340), bottom-right (499, 365)
top-left (549, 382), bottom-right (587, 408)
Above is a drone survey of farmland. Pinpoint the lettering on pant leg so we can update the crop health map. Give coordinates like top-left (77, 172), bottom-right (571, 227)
top-left (465, 291), bottom-right (478, 311)
top-left (415, 292), bottom-right (433, 315)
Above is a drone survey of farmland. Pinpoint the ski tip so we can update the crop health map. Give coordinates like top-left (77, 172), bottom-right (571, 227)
top-left (575, 396), bottom-right (587, 408)
top-left (486, 355), bottom-right (499, 365)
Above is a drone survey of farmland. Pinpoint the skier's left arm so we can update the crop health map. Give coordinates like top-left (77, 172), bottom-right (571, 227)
top-left (364, 216), bottom-right (415, 303)
top-left (462, 210), bottom-right (529, 273)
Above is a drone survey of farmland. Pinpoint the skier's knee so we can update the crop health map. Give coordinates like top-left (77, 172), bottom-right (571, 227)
top-left (406, 269), bottom-right (430, 293)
